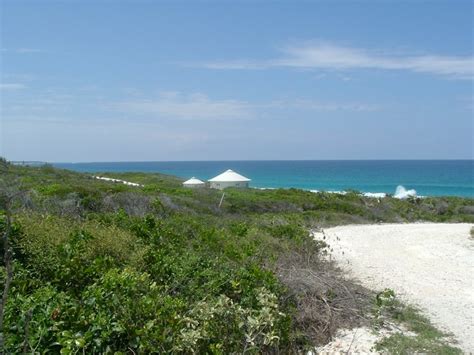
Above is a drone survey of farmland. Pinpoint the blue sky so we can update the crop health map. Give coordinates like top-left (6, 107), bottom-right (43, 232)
top-left (1, 0), bottom-right (473, 162)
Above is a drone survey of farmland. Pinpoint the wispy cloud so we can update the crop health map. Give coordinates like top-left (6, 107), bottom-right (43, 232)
top-left (1, 47), bottom-right (43, 54)
top-left (265, 99), bottom-right (380, 112)
top-left (0, 83), bottom-right (27, 90)
top-left (113, 91), bottom-right (380, 121)
top-left (2, 87), bottom-right (380, 126)
top-left (198, 42), bottom-right (474, 79)
top-left (114, 92), bottom-right (253, 120)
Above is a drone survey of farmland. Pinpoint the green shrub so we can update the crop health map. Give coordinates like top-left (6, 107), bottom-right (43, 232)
top-left (4, 283), bottom-right (72, 353)
top-left (2, 163), bottom-right (472, 353)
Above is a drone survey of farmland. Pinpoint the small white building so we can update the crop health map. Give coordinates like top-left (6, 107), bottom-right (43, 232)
top-left (182, 177), bottom-right (206, 188)
top-left (208, 169), bottom-right (251, 190)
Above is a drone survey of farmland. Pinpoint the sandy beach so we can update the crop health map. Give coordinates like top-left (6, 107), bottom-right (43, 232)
top-left (314, 223), bottom-right (474, 353)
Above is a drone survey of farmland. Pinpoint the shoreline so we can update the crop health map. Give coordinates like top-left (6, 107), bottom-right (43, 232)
top-left (47, 160), bottom-right (473, 199)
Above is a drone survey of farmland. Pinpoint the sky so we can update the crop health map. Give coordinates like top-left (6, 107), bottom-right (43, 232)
top-left (0, 0), bottom-right (473, 162)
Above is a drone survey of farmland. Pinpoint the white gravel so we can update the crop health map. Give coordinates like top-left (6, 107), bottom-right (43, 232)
top-left (312, 324), bottom-right (415, 354)
top-left (314, 223), bottom-right (474, 353)
top-left (312, 327), bottom-right (380, 354)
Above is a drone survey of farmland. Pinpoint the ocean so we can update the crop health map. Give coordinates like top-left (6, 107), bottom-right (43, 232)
top-left (53, 160), bottom-right (474, 198)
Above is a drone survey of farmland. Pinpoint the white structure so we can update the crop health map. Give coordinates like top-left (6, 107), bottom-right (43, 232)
top-left (182, 177), bottom-right (206, 188)
top-left (208, 169), bottom-right (251, 190)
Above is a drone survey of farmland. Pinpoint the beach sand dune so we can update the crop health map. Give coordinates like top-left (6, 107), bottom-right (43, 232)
top-left (314, 223), bottom-right (474, 352)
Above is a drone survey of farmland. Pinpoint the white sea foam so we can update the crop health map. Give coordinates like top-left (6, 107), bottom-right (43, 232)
top-left (363, 192), bottom-right (387, 198)
top-left (329, 190), bottom-right (347, 195)
top-left (314, 190), bottom-right (387, 197)
top-left (394, 185), bottom-right (417, 199)
top-left (258, 186), bottom-right (421, 199)
top-left (310, 189), bottom-right (347, 195)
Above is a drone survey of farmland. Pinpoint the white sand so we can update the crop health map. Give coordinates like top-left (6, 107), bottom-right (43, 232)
top-left (93, 176), bottom-right (143, 187)
top-left (312, 327), bottom-right (380, 354)
top-left (312, 324), bottom-right (416, 354)
top-left (314, 223), bottom-right (474, 353)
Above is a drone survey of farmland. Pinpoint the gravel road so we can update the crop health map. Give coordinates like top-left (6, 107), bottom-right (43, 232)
top-left (314, 223), bottom-right (474, 353)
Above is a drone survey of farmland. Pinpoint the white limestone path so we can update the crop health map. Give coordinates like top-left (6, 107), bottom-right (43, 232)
top-left (314, 223), bottom-right (474, 353)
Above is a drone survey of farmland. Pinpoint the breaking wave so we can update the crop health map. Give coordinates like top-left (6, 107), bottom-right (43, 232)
top-left (256, 186), bottom-right (420, 199)
top-left (394, 185), bottom-right (417, 199)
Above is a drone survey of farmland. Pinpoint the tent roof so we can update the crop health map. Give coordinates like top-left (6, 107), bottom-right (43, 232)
top-left (208, 169), bottom-right (251, 182)
top-left (183, 177), bottom-right (205, 185)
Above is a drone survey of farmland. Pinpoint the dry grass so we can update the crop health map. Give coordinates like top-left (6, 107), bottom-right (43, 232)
top-left (274, 242), bottom-right (373, 346)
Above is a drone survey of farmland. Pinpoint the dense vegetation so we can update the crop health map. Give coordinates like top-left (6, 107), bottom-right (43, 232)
top-left (1, 160), bottom-right (472, 353)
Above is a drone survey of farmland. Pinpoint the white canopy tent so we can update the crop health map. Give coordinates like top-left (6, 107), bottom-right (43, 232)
top-left (182, 177), bottom-right (206, 188)
top-left (208, 169), bottom-right (251, 190)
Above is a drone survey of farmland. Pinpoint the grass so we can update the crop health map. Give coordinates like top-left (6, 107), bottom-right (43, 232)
top-left (377, 334), bottom-right (461, 355)
top-left (373, 289), bottom-right (462, 354)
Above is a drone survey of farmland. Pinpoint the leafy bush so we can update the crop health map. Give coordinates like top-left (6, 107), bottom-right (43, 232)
top-left (1, 163), bottom-right (472, 353)
top-left (2, 211), bottom-right (295, 352)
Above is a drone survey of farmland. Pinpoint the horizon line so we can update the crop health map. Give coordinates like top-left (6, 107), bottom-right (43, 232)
top-left (9, 158), bottom-right (474, 164)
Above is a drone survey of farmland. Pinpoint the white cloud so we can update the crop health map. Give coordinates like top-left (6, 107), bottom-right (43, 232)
top-left (200, 42), bottom-right (474, 79)
top-left (1, 48), bottom-right (43, 54)
top-left (113, 91), bottom-right (380, 121)
top-left (266, 99), bottom-right (380, 112)
top-left (17, 48), bottom-right (43, 53)
top-left (112, 91), bottom-right (381, 122)
top-left (0, 83), bottom-right (27, 90)
top-left (2, 87), bottom-right (380, 127)
top-left (114, 92), bottom-right (253, 120)
top-left (199, 60), bottom-right (266, 70)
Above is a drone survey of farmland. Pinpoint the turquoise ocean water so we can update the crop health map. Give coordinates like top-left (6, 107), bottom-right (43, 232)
top-left (53, 160), bottom-right (474, 198)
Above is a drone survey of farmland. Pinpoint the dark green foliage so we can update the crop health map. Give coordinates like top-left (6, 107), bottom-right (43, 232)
top-left (2, 212), bottom-right (295, 353)
top-left (1, 162), bottom-right (472, 353)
